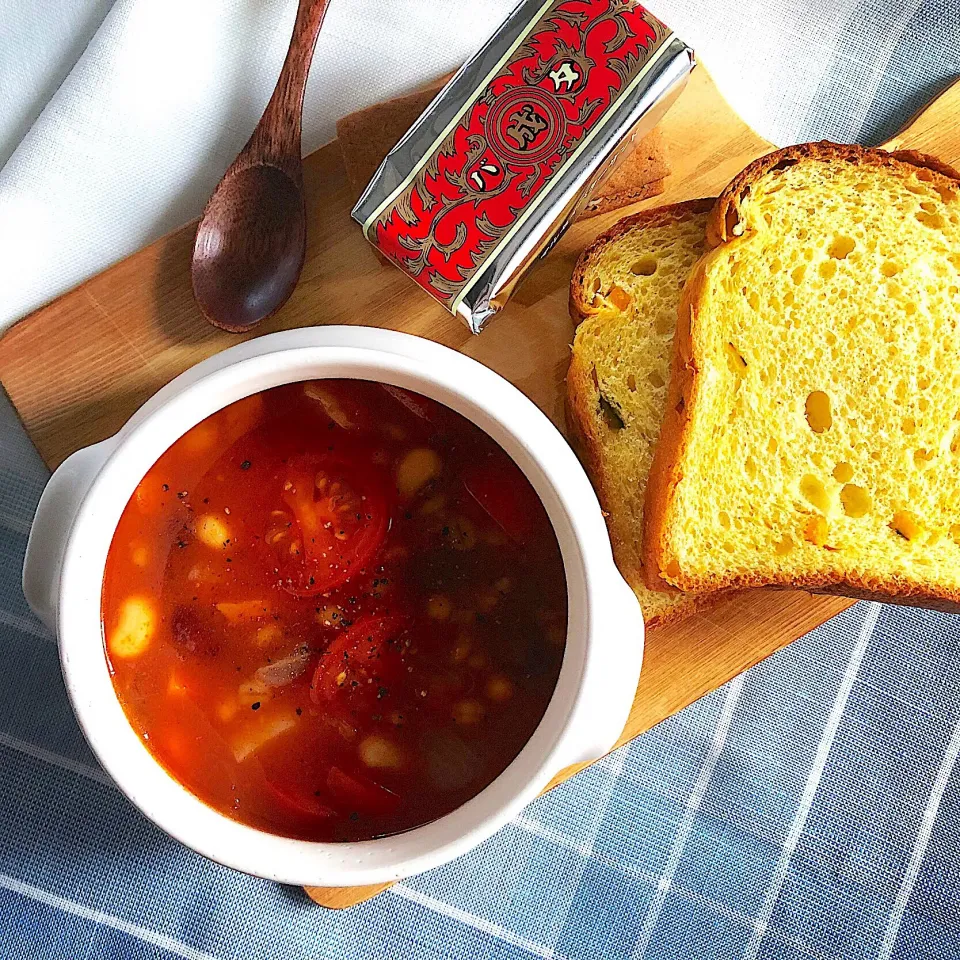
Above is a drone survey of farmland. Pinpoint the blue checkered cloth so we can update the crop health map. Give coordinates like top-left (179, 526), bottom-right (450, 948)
top-left (4, 14), bottom-right (960, 960)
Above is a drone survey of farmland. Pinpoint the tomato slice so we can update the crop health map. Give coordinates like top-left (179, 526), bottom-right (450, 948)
top-left (310, 615), bottom-right (409, 709)
top-left (326, 765), bottom-right (400, 817)
top-left (278, 455), bottom-right (389, 595)
top-left (266, 781), bottom-right (336, 821)
top-left (462, 458), bottom-right (541, 543)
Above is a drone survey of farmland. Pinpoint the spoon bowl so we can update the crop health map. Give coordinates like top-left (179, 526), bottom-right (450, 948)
top-left (192, 165), bottom-right (306, 332)
top-left (191, 0), bottom-right (330, 332)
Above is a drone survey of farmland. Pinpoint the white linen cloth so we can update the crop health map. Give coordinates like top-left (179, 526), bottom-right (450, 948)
top-left (1, 0), bottom-right (945, 334)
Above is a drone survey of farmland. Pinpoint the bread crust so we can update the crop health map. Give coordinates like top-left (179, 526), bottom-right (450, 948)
top-left (641, 251), bottom-right (710, 591)
top-left (645, 142), bottom-right (960, 613)
top-left (707, 140), bottom-right (960, 247)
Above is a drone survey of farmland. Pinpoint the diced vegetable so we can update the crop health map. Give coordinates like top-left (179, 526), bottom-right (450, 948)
top-left (303, 381), bottom-right (365, 430)
top-left (238, 678), bottom-right (271, 708)
top-left (326, 766), bottom-right (400, 816)
top-left (267, 781), bottom-right (336, 820)
top-left (232, 711), bottom-right (297, 763)
top-left (254, 646), bottom-right (312, 688)
top-left (381, 384), bottom-right (444, 423)
top-left (216, 600), bottom-right (270, 623)
top-left (107, 596), bottom-right (155, 659)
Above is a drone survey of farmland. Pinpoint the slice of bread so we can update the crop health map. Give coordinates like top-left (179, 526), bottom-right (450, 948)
top-left (644, 142), bottom-right (960, 611)
top-left (567, 199), bottom-right (716, 627)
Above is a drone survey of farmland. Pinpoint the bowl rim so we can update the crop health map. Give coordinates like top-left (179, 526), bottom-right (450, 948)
top-left (54, 326), bottom-right (634, 885)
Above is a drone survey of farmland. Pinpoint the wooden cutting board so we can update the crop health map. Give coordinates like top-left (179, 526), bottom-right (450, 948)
top-left (1, 65), bottom-right (958, 909)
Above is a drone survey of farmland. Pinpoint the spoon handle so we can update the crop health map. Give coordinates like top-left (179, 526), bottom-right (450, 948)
top-left (243, 0), bottom-right (332, 181)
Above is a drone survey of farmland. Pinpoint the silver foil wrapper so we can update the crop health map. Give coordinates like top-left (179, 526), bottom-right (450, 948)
top-left (353, 0), bottom-right (694, 333)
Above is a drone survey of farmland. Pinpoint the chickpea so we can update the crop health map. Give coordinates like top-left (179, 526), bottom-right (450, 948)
top-left (486, 674), bottom-right (515, 703)
top-left (359, 735), bottom-right (405, 770)
top-left (396, 448), bottom-right (442, 500)
top-left (426, 595), bottom-right (452, 620)
top-left (468, 652), bottom-right (489, 671)
top-left (419, 495), bottom-right (446, 516)
top-left (196, 513), bottom-right (231, 549)
top-left (107, 596), bottom-right (155, 659)
top-left (444, 515), bottom-right (477, 551)
top-left (452, 699), bottom-right (485, 725)
top-left (451, 634), bottom-right (472, 663)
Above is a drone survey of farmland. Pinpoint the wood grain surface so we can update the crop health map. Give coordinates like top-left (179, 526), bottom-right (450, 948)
top-left (2, 66), bottom-right (959, 910)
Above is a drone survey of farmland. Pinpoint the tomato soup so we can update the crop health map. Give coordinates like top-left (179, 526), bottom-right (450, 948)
top-left (101, 381), bottom-right (566, 842)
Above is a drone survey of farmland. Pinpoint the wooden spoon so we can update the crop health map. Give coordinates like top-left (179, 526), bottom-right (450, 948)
top-left (192, 0), bottom-right (331, 332)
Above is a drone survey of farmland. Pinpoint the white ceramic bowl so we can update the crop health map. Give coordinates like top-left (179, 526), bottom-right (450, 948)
top-left (23, 326), bottom-right (643, 886)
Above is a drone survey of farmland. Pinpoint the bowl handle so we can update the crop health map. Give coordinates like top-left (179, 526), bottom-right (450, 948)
top-left (22, 439), bottom-right (115, 634)
top-left (562, 574), bottom-right (645, 767)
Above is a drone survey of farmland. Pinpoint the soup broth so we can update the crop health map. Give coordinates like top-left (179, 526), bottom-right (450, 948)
top-left (102, 380), bottom-right (566, 842)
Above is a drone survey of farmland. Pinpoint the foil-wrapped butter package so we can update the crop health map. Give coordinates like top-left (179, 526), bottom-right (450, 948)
top-left (352, 0), bottom-right (694, 332)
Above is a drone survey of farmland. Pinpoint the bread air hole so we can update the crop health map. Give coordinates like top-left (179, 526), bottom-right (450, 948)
top-left (819, 260), bottom-right (837, 280)
top-left (800, 474), bottom-right (830, 513)
top-left (804, 391), bottom-right (832, 433)
top-left (774, 533), bottom-right (794, 556)
top-left (647, 370), bottom-right (665, 389)
top-left (828, 236), bottom-right (856, 260)
top-left (630, 256), bottom-right (657, 276)
top-left (803, 515), bottom-right (828, 547)
top-left (916, 209), bottom-right (946, 230)
top-left (840, 484), bottom-right (871, 518)
top-left (913, 448), bottom-right (935, 468)
top-left (881, 261), bottom-right (900, 278)
top-left (891, 510), bottom-right (922, 541)
top-left (951, 524), bottom-right (960, 546)
top-left (833, 462), bottom-right (854, 483)
top-left (791, 264), bottom-right (806, 284)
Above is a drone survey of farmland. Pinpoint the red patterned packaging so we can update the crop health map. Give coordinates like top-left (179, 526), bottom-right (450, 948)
top-left (353, 0), bottom-right (694, 332)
